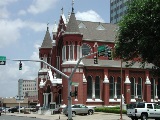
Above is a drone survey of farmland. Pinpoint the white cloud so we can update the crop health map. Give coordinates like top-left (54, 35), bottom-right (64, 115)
top-left (18, 10), bottom-right (26, 16)
top-left (0, 0), bottom-right (18, 6)
top-left (0, 7), bottom-right (10, 18)
top-left (76, 10), bottom-right (105, 23)
top-left (0, 19), bottom-right (46, 48)
top-left (27, 0), bottom-right (58, 14)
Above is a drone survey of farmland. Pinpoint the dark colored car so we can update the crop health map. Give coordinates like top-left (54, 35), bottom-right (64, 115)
top-left (0, 107), bottom-right (2, 116)
top-left (8, 107), bottom-right (18, 113)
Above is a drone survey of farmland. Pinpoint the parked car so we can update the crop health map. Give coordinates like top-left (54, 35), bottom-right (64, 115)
top-left (63, 104), bottom-right (95, 116)
top-left (0, 107), bottom-right (2, 116)
top-left (127, 102), bottom-right (160, 120)
top-left (8, 107), bottom-right (19, 113)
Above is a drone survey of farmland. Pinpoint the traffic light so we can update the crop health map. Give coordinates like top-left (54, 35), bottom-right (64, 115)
top-left (94, 55), bottom-right (98, 64)
top-left (19, 62), bottom-right (22, 70)
top-left (75, 91), bottom-right (78, 97)
top-left (108, 50), bottom-right (112, 60)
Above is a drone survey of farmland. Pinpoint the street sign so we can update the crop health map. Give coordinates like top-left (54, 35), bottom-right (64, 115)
top-left (98, 45), bottom-right (105, 52)
top-left (71, 82), bottom-right (79, 86)
top-left (0, 56), bottom-right (6, 65)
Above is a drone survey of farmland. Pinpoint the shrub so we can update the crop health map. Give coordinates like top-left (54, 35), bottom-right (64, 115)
top-left (95, 106), bottom-right (127, 114)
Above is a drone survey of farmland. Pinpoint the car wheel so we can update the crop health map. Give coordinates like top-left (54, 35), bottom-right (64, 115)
top-left (72, 111), bottom-right (76, 116)
top-left (88, 110), bottom-right (93, 115)
top-left (141, 113), bottom-right (148, 120)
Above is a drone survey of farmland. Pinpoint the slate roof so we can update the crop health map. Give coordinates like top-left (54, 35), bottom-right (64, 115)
top-left (65, 12), bottom-right (80, 34)
top-left (82, 59), bottom-right (153, 69)
top-left (41, 27), bottom-right (52, 48)
top-left (77, 21), bottom-right (118, 43)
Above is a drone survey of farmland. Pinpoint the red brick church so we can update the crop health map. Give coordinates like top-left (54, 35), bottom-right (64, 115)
top-left (37, 5), bottom-right (160, 108)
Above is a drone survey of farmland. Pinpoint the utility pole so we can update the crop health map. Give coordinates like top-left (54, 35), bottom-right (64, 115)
top-left (9, 52), bottom-right (97, 120)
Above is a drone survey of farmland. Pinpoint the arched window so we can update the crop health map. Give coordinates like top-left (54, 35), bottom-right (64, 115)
top-left (117, 77), bottom-right (121, 99)
top-left (137, 77), bottom-right (142, 99)
top-left (87, 76), bottom-right (92, 99)
top-left (130, 77), bottom-right (136, 99)
top-left (82, 44), bottom-right (91, 56)
top-left (95, 76), bottom-right (100, 99)
top-left (109, 76), bottom-right (114, 99)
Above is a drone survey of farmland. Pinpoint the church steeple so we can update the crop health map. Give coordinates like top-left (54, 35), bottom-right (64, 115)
top-left (41, 23), bottom-right (52, 48)
top-left (65, 0), bottom-right (80, 34)
top-left (72, 0), bottom-right (74, 13)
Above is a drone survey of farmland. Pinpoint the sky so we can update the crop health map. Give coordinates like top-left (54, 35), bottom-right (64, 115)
top-left (0, 0), bottom-right (110, 98)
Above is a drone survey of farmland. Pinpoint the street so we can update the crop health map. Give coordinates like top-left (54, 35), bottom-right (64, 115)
top-left (0, 112), bottom-right (156, 120)
top-left (0, 112), bottom-right (132, 120)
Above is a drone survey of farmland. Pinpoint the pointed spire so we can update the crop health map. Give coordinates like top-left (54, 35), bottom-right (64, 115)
top-left (47, 22), bottom-right (49, 31)
top-left (52, 21), bottom-right (58, 33)
top-left (72, 0), bottom-right (74, 13)
top-left (65, 12), bottom-right (80, 33)
top-left (61, 7), bottom-right (63, 15)
top-left (124, 76), bottom-right (131, 83)
top-left (41, 24), bottom-right (52, 48)
top-left (103, 75), bottom-right (109, 83)
top-left (145, 76), bottom-right (151, 84)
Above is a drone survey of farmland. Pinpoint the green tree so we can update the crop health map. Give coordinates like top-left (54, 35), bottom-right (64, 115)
top-left (115, 0), bottom-right (160, 68)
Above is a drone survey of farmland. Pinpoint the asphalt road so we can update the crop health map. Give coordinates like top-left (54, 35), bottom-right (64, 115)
top-left (0, 112), bottom-right (155, 120)
top-left (0, 115), bottom-right (48, 120)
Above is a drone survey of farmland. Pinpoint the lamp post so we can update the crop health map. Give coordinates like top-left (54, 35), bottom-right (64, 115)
top-left (120, 59), bottom-right (123, 120)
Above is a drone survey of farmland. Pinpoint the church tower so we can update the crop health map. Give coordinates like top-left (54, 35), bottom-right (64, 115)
top-left (61, 3), bottom-right (84, 105)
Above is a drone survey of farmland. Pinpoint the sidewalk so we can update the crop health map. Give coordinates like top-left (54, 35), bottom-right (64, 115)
top-left (2, 112), bottom-right (130, 120)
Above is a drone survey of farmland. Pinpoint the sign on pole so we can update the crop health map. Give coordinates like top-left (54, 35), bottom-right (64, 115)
top-left (0, 56), bottom-right (6, 65)
top-left (98, 45), bottom-right (105, 52)
top-left (70, 82), bottom-right (79, 86)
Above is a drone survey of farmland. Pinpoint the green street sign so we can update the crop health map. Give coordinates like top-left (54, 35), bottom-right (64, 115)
top-left (70, 82), bottom-right (79, 86)
top-left (98, 45), bottom-right (105, 52)
top-left (0, 56), bottom-right (6, 65)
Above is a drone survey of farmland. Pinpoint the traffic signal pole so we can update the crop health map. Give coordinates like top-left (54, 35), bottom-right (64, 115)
top-left (9, 52), bottom-right (97, 120)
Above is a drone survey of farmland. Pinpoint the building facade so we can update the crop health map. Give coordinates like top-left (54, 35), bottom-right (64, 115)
top-left (37, 6), bottom-right (159, 108)
top-left (110, 0), bottom-right (131, 24)
top-left (18, 79), bottom-right (38, 106)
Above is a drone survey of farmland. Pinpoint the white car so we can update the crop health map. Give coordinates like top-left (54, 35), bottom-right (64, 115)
top-left (63, 104), bottom-right (95, 116)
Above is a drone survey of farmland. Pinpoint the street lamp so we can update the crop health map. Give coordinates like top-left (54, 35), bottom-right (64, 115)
top-left (120, 59), bottom-right (123, 120)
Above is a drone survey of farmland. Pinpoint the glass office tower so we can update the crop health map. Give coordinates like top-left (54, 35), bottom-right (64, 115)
top-left (110, 0), bottom-right (131, 24)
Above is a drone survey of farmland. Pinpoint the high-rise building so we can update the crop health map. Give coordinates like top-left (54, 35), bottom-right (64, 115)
top-left (18, 79), bottom-right (38, 98)
top-left (110, 0), bottom-right (131, 24)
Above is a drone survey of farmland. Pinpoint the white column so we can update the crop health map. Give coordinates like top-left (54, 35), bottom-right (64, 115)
top-left (46, 93), bottom-right (49, 108)
top-left (73, 45), bottom-right (75, 61)
top-left (135, 83), bottom-right (138, 98)
top-left (68, 45), bottom-right (70, 60)
top-left (155, 84), bottom-right (158, 99)
top-left (51, 92), bottom-right (53, 102)
top-left (64, 46), bottom-right (66, 61)
top-left (114, 82), bottom-right (117, 98)
top-left (77, 45), bottom-right (80, 60)
top-left (43, 93), bottom-right (46, 107)
top-left (92, 81), bottom-right (95, 99)
top-left (80, 46), bottom-right (82, 58)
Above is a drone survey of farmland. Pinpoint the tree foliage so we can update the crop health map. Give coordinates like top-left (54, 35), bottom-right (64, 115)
top-left (115, 0), bottom-right (160, 67)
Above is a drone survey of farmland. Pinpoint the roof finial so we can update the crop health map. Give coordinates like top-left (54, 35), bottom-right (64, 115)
top-left (72, 0), bottom-right (74, 13)
top-left (47, 22), bottom-right (49, 31)
top-left (61, 7), bottom-right (63, 14)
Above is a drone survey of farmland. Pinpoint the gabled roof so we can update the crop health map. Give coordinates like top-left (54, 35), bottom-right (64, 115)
top-left (65, 12), bottom-right (80, 34)
top-left (41, 27), bottom-right (52, 48)
top-left (77, 20), bottom-right (118, 43)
